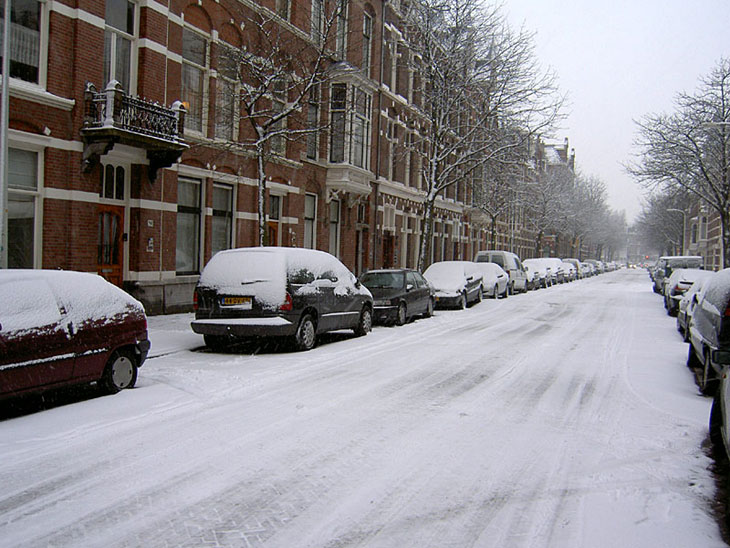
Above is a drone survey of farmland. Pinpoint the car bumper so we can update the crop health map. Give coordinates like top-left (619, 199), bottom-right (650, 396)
top-left (191, 316), bottom-right (297, 338)
top-left (373, 305), bottom-right (398, 324)
top-left (434, 293), bottom-right (463, 308)
top-left (137, 338), bottom-right (151, 366)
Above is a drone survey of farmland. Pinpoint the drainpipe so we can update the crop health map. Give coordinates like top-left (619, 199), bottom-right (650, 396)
top-left (0, 0), bottom-right (11, 268)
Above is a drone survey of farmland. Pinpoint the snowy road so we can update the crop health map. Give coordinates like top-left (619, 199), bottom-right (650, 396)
top-left (1, 268), bottom-right (726, 547)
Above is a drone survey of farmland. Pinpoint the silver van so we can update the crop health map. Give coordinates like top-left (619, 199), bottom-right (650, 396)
top-left (473, 250), bottom-right (528, 294)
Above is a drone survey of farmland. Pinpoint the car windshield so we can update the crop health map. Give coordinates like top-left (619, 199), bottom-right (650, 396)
top-left (361, 272), bottom-right (405, 289)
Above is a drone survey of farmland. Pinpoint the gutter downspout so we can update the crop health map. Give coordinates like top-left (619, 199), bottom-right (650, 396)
top-left (372, 0), bottom-right (386, 270)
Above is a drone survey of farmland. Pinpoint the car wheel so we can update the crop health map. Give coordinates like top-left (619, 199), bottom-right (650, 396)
top-left (354, 307), bottom-right (372, 336)
top-left (475, 287), bottom-right (483, 303)
top-left (508, 282), bottom-right (515, 296)
top-left (395, 303), bottom-right (407, 326)
top-left (204, 334), bottom-right (229, 351)
top-left (492, 285), bottom-right (498, 299)
top-left (100, 349), bottom-right (138, 394)
top-left (501, 285), bottom-right (509, 299)
top-left (294, 314), bottom-right (317, 351)
top-left (458, 291), bottom-right (467, 309)
top-left (425, 298), bottom-right (434, 317)
top-left (710, 394), bottom-right (727, 459)
top-left (687, 343), bottom-right (702, 370)
top-left (683, 320), bottom-right (691, 343)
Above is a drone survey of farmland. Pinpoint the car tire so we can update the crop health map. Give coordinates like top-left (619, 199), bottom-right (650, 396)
top-left (425, 298), bottom-right (434, 317)
top-left (501, 285), bottom-right (508, 299)
top-left (508, 282), bottom-right (515, 296)
top-left (710, 395), bottom-right (727, 459)
top-left (475, 287), bottom-right (483, 304)
top-left (294, 314), bottom-right (317, 351)
top-left (354, 307), bottom-right (372, 336)
top-left (458, 291), bottom-right (467, 309)
top-left (100, 349), bottom-right (138, 394)
top-left (491, 285), bottom-right (498, 299)
top-left (395, 303), bottom-right (407, 326)
top-left (204, 334), bottom-right (229, 351)
top-left (687, 343), bottom-right (702, 370)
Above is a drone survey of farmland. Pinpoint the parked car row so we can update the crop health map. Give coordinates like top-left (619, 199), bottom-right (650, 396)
top-left (651, 262), bottom-right (730, 471)
top-left (0, 248), bottom-right (616, 404)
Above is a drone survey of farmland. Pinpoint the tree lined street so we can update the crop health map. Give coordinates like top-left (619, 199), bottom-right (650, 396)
top-left (0, 269), bottom-right (724, 547)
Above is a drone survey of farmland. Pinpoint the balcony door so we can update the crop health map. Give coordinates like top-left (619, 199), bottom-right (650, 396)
top-left (98, 205), bottom-right (124, 286)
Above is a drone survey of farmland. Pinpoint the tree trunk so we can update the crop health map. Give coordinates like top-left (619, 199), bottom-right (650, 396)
top-left (417, 198), bottom-right (435, 271)
top-left (535, 229), bottom-right (544, 257)
top-left (257, 145), bottom-right (266, 247)
top-left (489, 215), bottom-right (497, 249)
top-left (721, 210), bottom-right (730, 269)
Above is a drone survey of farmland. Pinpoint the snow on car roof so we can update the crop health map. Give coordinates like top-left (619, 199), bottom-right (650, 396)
top-left (0, 270), bottom-right (144, 334)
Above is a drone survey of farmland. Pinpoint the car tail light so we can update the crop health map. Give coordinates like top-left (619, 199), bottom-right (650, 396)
top-left (279, 292), bottom-right (293, 312)
top-left (193, 291), bottom-right (199, 312)
top-left (725, 302), bottom-right (730, 317)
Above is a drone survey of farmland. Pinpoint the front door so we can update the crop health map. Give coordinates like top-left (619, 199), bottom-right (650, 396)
top-left (98, 205), bottom-right (124, 287)
top-left (383, 233), bottom-right (394, 268)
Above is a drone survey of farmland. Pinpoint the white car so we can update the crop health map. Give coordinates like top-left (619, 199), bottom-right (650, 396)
top-left (472, 262), bottom-right (509, 298)
top-left (523, 258), bottom-right (552, 288)
top-left (424, 261), bottom-right (483, 309)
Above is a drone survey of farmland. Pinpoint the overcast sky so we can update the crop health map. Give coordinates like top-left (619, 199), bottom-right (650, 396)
top-left (503, 0), bottom-right (730, 223)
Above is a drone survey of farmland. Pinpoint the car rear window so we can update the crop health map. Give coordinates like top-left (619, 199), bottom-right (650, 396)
top-left (361, 272), bottom-right (405, 289)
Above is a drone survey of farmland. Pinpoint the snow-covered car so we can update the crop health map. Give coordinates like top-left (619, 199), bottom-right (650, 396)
top-left (562, 258), bottom-right (584, 279)
top-left (191, 247), bottom-right (373, 351)
top-left (423, 261), bottom-right (483, 309)
top-left (523, 258), bottom-right (551, 288)
top-left (561, 261), bottom-right (577, 281)
top-left (676, 271), bottom-right (716, 341)
top-left (0, 270), bottom-right (150, 400)
top-left (581, 262), bottom-right (595, 277)
top-left (664, 267), bottom-right (710, 316)
top-left (359, 269), bottom-right (435, 325)
top-left (473, 250), bottom-right (528, 294)
top-left (472, 261), bottom-right (509, 298)
top-left (543, 258), bottom-right (566, 283)
top-left (687, 268), bottom-right (730, 394)
top-left (652, 255), bottom-right (704, 294)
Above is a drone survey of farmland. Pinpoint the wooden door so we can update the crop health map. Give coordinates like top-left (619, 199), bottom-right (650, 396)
top-left (97, 205), bottom-right (124, 287)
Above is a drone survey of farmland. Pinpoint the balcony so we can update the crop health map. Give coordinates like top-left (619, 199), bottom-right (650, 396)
top-left (81, 81), bottom-right (188, 181)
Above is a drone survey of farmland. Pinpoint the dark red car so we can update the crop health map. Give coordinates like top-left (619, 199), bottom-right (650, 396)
top-left (0, 270), bottom-right (150, 400)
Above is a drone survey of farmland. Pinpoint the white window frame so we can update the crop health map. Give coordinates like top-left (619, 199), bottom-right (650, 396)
top-left (311, 0), bottom-right (324, 44)
top-left (176, 176), bottom-right (202, 274)
top-left (7, 145), bottom-right (43, 268)
top-left (181, 26), bottom-right (210, 136)
top-left (214, 43), bottom-right (240, 142)
top-left (329, 199), bottom-right (341, 257)
top-left (211, 182), bottom-right (234, 255)
top-left (336, 0), bottom-right (348, 60)
top-left (304, 193), bottom-right (317, 249)
top-left (362, 13), bottom-right (372, 75)
top-left (3, 0), bottom-right (49, 89)
top-left (104, 0), bottom-right (138, 94)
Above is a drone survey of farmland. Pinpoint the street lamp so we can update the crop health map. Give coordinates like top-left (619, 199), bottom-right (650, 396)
top-left (667, 208), bottom-right (686, 255)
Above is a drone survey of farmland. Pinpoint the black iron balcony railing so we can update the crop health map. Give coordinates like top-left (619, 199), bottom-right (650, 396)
top-left (81, 81), bottom-right (187, 180)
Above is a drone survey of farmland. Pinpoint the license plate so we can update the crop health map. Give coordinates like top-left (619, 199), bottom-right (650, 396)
top-left (221, 296), bottom-right (252, 309)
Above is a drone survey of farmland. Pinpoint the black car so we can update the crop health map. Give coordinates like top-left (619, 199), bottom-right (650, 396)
top-left (687, 268), bottom-right (730, 393)
top-left (191, 247), bottom-right (373, 351)
top-left (359, 269), bottom-right (435, 325)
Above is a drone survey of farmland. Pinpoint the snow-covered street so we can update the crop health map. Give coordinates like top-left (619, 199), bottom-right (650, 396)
top-left (0, 268), bottom-right (726, 547)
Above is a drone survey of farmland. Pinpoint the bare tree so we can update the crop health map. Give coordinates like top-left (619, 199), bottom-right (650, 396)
top-left (634, 190), bottom-right (687, 256)
top-left (210, 4), bottom-right (343, 245)
top-left (629, 57), bottom-right (730, 266)
top-left (564, 174), bottom-right (608, 259)
top-left (402, 0), bottom-right (564, 269)
top-left (523, 162), bottom-right (574, 257)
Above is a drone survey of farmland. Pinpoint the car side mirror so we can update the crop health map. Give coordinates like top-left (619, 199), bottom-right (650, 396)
top-left (406, 283), bottom-right (414, 292)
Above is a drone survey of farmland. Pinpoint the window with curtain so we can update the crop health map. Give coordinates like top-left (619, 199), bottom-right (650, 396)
top-left (362, 14), bottom-right (372, 75)
top-left (306, 84), bottom-right (320, 159)
top-left (329, 199), bottom-right (340, 257)
top-left (211, 183), bottom-right (233, 255)
top-left (104, 0), bottom-right (135, 92)
top-left (215, 44), bottom-right (238, 141)
top-left (330, 83), bottom-right (347, 163)
top-left (182, 28), bottom-right (208, 133)
top-left (304, 194), bottom-right (317, 249)
top-left (0, 0), bottom-right (42, 83)
top-left (8, 148), bottom-right (39, 268)
top-left (176, 177), bottom-right (201, 273)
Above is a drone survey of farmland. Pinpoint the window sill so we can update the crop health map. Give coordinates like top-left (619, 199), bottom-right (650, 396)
top-left (4, 79), bottom-right (75, 111)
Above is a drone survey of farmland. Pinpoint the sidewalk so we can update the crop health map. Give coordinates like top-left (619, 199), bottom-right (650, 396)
top-left (146, 312), bottom-right (203, 358)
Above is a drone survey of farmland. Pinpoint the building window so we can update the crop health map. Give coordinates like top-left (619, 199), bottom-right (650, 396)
top-left (176, 177), bottom-right (201, 274)
top-left (362, 14), bottom-right (372, 75)
top-left (330, 83), bottom-right (347, 163)
top-left (8, 148), bottom-right (39, 268)
top-left (701, 216), bottom-right (708, 240)
top-left (100, 164), bottom-right (125, 200)
top-left (0, 0), bottom-right (42, 84)
top-left (691, 223), bottom-right (698, 244)
top-left (211, 183), bottom-right (233, 255)
top-left (311, 0), bottom-right (324, 43)
top-left (215, 45), bottom-right (238, 141)
top-left (336, 0), bottom-right (347, 59)
top-left (182, 27), bottom-right (208, 134)
top-left (329, 84), bottom-right (371, 168)
top-left (104, 0), bottom-right (135, 92)
top-left (304, 193), bottom-right (317, 249)
top-left (329, 199), bottom-right (340, 257)
top-left (270, 78), bottom-right (287, 155)
top-left (276, 0), bottom-right (290, 20)
top-left (306, 84), bottom-right (320, 159)
top-left (268, 194), bottom-right (282, 246)
top-left (351, 88), bottom-right (371, 169)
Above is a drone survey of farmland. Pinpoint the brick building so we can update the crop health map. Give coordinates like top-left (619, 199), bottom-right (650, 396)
top-left (3, 0), bottom-right (566, 313)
